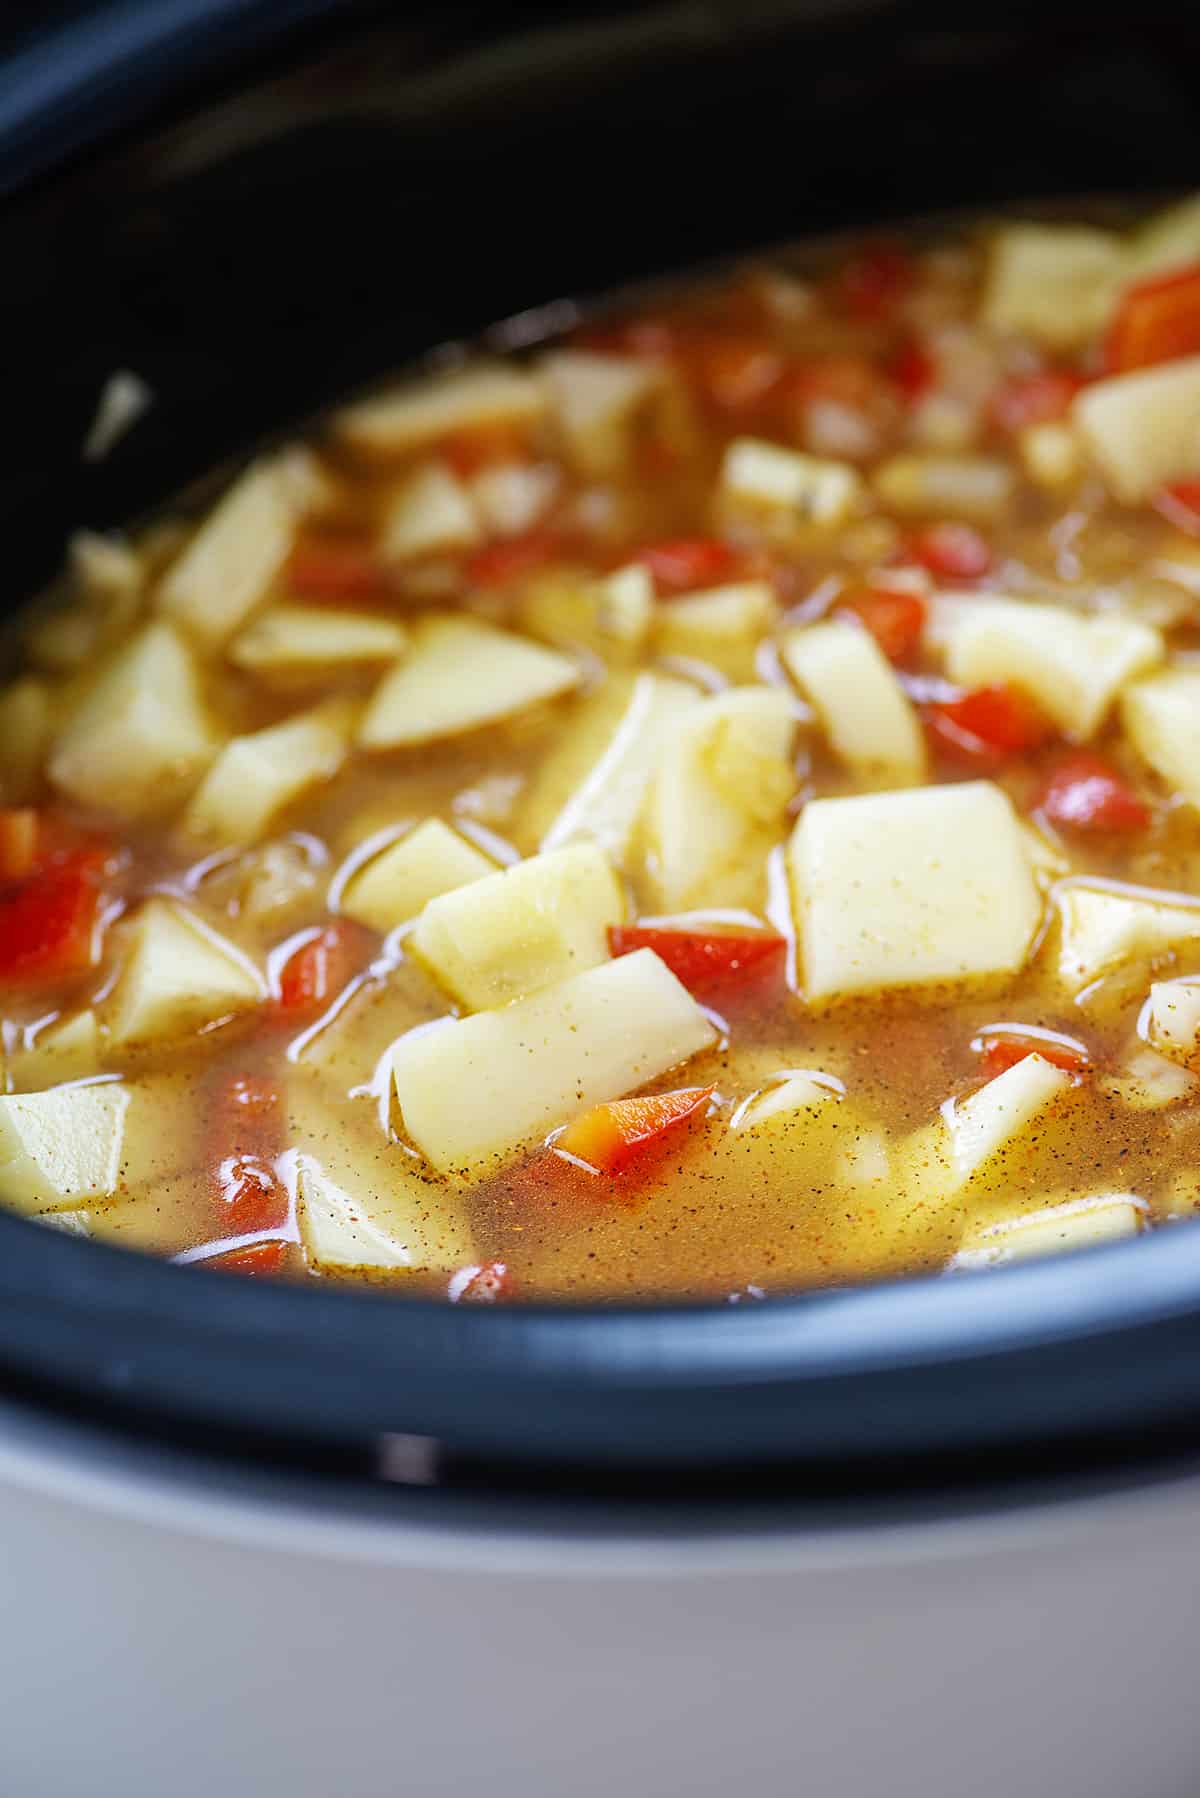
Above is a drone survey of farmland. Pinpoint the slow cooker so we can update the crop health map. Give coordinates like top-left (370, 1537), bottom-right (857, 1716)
top-left (2, 3), bottom-right (1200, 1792)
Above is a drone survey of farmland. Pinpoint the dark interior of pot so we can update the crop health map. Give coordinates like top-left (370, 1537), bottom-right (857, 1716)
top-left (3, 0), bottom-right (1200, 1492)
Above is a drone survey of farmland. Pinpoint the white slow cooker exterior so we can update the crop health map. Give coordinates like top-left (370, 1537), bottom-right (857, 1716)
top-left (0, 1402), bottom-right (1196, 1797)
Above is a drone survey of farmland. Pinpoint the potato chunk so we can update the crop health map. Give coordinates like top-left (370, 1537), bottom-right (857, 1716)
top-left (728, 1070), bottom-right (842, 1132)
top-left (643, 686), bottom-right (798, 909)
top-left (539, 350), bottom-right (660, 477)
top-left (719, 437), bottom-right (863, 526)
top-left (655, 581), bottom-right (777, 680)
top-left (359, 615), bottom-right (581, 750)
top-left (942, 598), bottom-right (1161, 740)
top-left (157, 456), bottom-right (304, 647)
top-left (379, 461), bottom-right (481, 561)
top-left (873, 454), bottom-right (1015, 521)
top-left (391, 949), bottom-right (716, 1172)
top-left (950, 1193), bottom-right (1144, 1270)
top-left (782, 620), bottom-right (925, 785)
top-left (48, 622), bottom-right (215, 818)
top-left (0, 1085), bottom-right (130, 1212)
top-left (1146, 979), bottom-right (1200, 1066)
top-left (12, 1012), bottom-right (101, 1091)
top-left (339, 820), bottom-right (496, 932)
top-left (184, 700), bottom-right (355, 844)
top-left (229, 606), bottom-right (407, 679)
top-left (1073, 355), bottom-right (1200, 502)
top-left (107, 900), bottom-right (263, 1045)
top-left (1055, 883), bottom-right (1200, 993)
top-left (336, 361), bottom-right (546, 455)
top-left (981, 223), bottom-right (1126, 349)
top-left (410, 843), bottom-right (623, 1009)
top-left (944, 1053), bottom-right (1078, 1184)
top-left (789, 781), bottom-right (1040, 1002)
top-left (1121, 668), bottom-right (1200, 807)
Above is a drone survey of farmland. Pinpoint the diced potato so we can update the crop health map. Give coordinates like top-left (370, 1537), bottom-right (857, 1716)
top-left (0, 677), bottom-right (52, 803)
top-left (1055, 883), bottom-right (1200, 994)
top-left (230, 606), bottom-right (407, 678)
top-left (950, 1192), bottom-right (1145, 1270)
top-left (981, 223), bottom-right (1127, 349)
top-left (336, 362), bottom-right (546, 456)
top-left (942, 598), bottom-right (1161, 740)
top-left (1145, 979), bottom-right (1200, 1066)
top-left (531, 670), bottom-right (702, 858)
top-left (728, 1070), bottom-right (842, 1132)
top-left (1126, 193), bottom-right (1200, 280)
top-left (107, 900), bottom-right (263, 1046)
top-left (519, 564), bottom-right (655, 656)
top-left (789, 781), bottom-right (1040, 1003)
top-left (1019, 422), bottom-right (1083, 489)
top-left (48, 622), bottom-right (215, 818)
top-left (1104, 1044), bottom-right (1198, 1110)
top-left (782, 620), bottom-right (925, 786)
top-left (410, 842), bottom-right (622, 1009)
top-left (655, 581), bottom-right (777, 680)
top-left (591, 564), bottom-right (655, 648)
top-left (539, 350), bottom-right (661, 477)
top-left (1121, 668), bottom-right (1200, 807)
top-left (642, 686), bottom-right (797, 909)
top-left (183, 700), bottom-right (355, 844)
top-left (12, 1011), bottom-right (100, 1091)
top-left (339, 819), bottom-right (496, 932)
top-left (391, 948), bottom-right (716, 1172)
top-left (39, 1210), bottom-right (93, 1238)
top-left (359, 615), bottom-right (581, 750)
top-left (0, 1084), bottom-right (130, 1213)
top-left (944, 1052), bottom-right (1078, 1184)
top-left (719, 437), bottom-right (863, 526)
top-left (296, 1154), bottom-right (471, 1277)
top-left (379, 461), bottom-right (481, 561)
top-left (873, 454), bottom-right (1015, 520)
top-left (157, 456), bottom-right (304, 647)
top-left (468, 461), bottom-right (559, 536)
top-left (1072, 356), bottom-right (1200, 503)
top-left (69, 530), bottom-right (143, 608)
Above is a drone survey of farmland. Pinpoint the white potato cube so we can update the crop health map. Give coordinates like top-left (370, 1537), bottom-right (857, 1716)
top-left (359, 615), bottom-right (581, 750)
top-left (789, 781), bottom-right (1040, 1003)
top-left (951, 1192), bottom-right (1144, 1270)
top-left (782, 619), bottom-right (925, 785)
top-left (48, 622), bottom-right (215, 818)
top-left (184, 700), bottom-right (355, 844)
top-left (339, 820), bottom-right (495, 932)
top-left (157, 456), bottom-right (303, 646)
top-left (410, 843), bottom-right (622, 1009)
top-left (591, 564), bottom-right (655, 648)
top-left (1055, 883), bottom-right (1200, 993)
top-left (0, 678), bottom-right (53, 803)
top-left (1104, 1044), bottom-right (1197, 1111)
top-left (0, 1085), bottom-right (130, 1213)
top-left (1146, 979), bottom-right (1200, 1066)
top-left (944, 1052), bottom-right (1078, 1184)
top-left (468, 460), bottom-right (559, 536)
top-left (391, 948), bottom-right (716, 1172)
top-left (230, 606), bottom-right (407, 677)
top-left (729, 1071), bottom-right (842, 1132)
top-left (336, 362), bottom-right (546, 456)
top-left (539, 349), bottom-right (660, 477)
top-left (873, 454), bottom-right (1015, 520)
top-left (981, 223), bottom-right (1127, 349)
top-left (943, 598), bottom-right (1161, 740)
top-left (655, 580), bottom-right (777, 678)
top-left (719, 437), bottom-right (863, 526)
top-left (107, 900), bottom-right (263, 1046)
top-left (12, 1012), bottom-right (100, 1091)
top-left (379, 461), bottom-right (481, 561)
top-left (1121, 668), bottom-right (1200, 807)
top-left (1019, 422), bottom-right (1084, 489)
top-left (1072, 355), bottom-right (1200, 503)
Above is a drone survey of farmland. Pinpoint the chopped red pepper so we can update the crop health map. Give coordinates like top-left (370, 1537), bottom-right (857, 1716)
top-left (203, 1239), bottom-right (288, 1277)
top-left (455, 1261), bottom-right (514, 1303)
top-left (1106, 263), bottom-right (1200, 373)
top-left (0, 848), bottom-right (108, 987)
top-left (907, 522), bottom-right (992, 581)
top-left (608, 924), bottom-right (785, 993)
top-left (277, 921), bottom-right (367, 1013)
top-left (888, 341), bottom-right (936, 402)
top-left (1038, 750), bottom-right (1150, 834)
top-left (638, 537), bottom-right (737, 595)
top-left (440, 421), bottom-right (532, 479)
top-left (207, 1074), bottom-right (288, 1235)
top-left (1153, 478), bottom-right (1200, 536)
top-left (977, 1034), bottom-right (1090, 1079)
top-left (989, 370), bottom-right (1083, 434)
top-left (0, 809), bottom-right (40, 882)
top-left (835, 586), bottom-right (926, 663)
top-left (286, 538), bottom-right (390, 604)
top-left (556, 1086), bottom-right (715, 1176)
top-left (837, 242), bottom-right (915, 323)
top-left (925, 684), bottom-right (1056, 767)
top-left (464, 528), bottom-right (567, 587)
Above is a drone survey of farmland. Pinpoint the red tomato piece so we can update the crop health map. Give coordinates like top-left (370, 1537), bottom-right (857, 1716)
top-left (925, 684), bottom-right (1056, 767)
top-left (888, 342), bottom-right (936, 402)
top-left (203, 1240), bottom-right (288, 1277)
top-left (638, 537), bottom-right (737, 595)
top-left (836, 587), bottom-right (926, 663)
top-left (556, 1086), bottom-right (715, 1176)
top-left (207, 1074), bottom-right (288, 1234)
top-left (0, 809), bottom-right (40, 882)
top-left (608, 924), bottom-right (786, 993)
top-left (277, 922), bottom-right (366, 1013)
top-left (0, 849), bottom-right (107, 987)
top-left (440, 422), bottom-right (532, 479)
top-left (214, 1154), bottom-right (289, 1235)
top-left (907, 522), bottom-right (992, 580)
top-left (1038, 750), bottom-right (1150, 834)
top-left (691, 336), bottom-right (787, 414)
top-left (286, 539), bottom-right (390, 603)
top-left (977, 1034), bottom-right (1090, 1079)
top-left (1153, 478), bottom-right (1200, 535)
top-left (455, 1261), bottom-right (514, 1303)
top-left (464, 529), bottom-right (566, 587)
top-left (989, 370), bottom-right (1083, 434)
top-left (1106, 263), bottom-right (1200, 373)
top-left (838, 242), bottom-right (914, 323)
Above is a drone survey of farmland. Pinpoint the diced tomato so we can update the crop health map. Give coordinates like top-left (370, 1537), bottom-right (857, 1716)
top-left (464, 528), bottom-right (567, 587)
top-left (690, 336), bottom-right (787, 414)
top-left (203, 1239), bottom-right (288, 1277)
top-left (1037, 750), bottom-right (1150, 834)
top-left (1106, 263), bottom-right (1200, 373)
top-left (889, 341), bottom-right (936, 402)
top-left (925, 684), bottom-right (1056, 767)
top-left (907, 522), bottom-right (992, 580)
top-left (638, 537), bottom-right (737, 595)
top-left (1153, 478), bottom-right (1200, 536)
top-left (608, 924), bottom-right (785, 994)
top-left (440, 422), bottom-right (532, 479)
top-left (0, 809), bottom-right (40, 882)
top-left (0, 848), bottom-right (107, 987)
top-left (977, 1033), bottom-right (1090, 1079)
top-left (277, 921), bottom-right (367, 1013)
top-left (221, 1072), bottom-right (281, 1127)
top-left (286, 538), bottom-right (390, 603)
top-left (837, 242), bottom-right (915, 323)
top-left (214, 1154), bottom-right (288, 1235)
top-left (989, 370), bottom-right (1083, 434)
top-left (207, 1074), bottom-right (288, 1234)
top-left (454, 1261), bottom-right (513, 1303)
top-left (835, 586), bottom-right (926, 663)
top-left (556, 1086), bottom-right (715, 1176)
